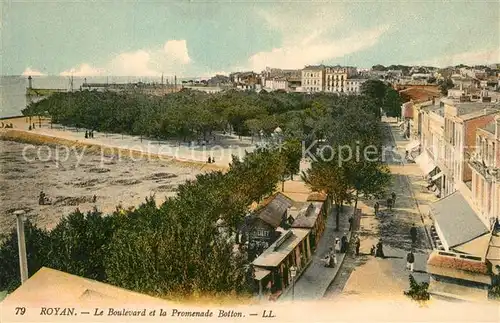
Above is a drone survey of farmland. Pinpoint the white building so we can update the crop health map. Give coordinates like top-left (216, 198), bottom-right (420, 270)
top-left (301, 66), bottom-right (325, 93)
top-left (344, 79), bottom-right (367, 94)
top-left (264, 77), bottom-right (289, 91)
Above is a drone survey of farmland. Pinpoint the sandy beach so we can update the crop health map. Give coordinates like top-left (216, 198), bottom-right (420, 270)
top-left (0, 138), bottom-right (207, 234)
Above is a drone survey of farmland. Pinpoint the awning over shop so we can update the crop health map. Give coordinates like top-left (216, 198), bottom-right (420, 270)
top-left (453, 233), bottom-right (491, 258)
top-left (430, 191), bottom-right (489, 249)
top-left (253, 267), bottom-right (271, 281)
top-left (415, 152), bottom-right (436, 175)
top-left (405, 140), bottom-right (420, 151)
top-left (431, 172), bottom-right (444, 182)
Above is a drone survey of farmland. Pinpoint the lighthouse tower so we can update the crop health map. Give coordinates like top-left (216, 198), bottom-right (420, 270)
top-left (28, 75), bottom-right (33, 89)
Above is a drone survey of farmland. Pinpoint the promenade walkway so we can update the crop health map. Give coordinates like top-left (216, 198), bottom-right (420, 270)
top-left (2, 117), bottom-right (256, 168)
top-left (280, 207), bottom-right (358, 301)
top-left (325, 119), bottom-right (436, 301)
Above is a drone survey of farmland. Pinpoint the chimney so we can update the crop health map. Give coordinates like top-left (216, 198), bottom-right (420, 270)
top-left (28, 76), bottom-right (32, 89)
top-left (14, 210), bottom-right (29, 284)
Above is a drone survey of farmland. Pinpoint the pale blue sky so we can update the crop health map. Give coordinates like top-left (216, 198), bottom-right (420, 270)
top-left (2, 0), bottom-right (499, 77)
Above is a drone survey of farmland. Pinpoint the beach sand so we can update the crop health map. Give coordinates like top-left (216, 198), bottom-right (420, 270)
top-left (0, 139), bottom-right (205, 234)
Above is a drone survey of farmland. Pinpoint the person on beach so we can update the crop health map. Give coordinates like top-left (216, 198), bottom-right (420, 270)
top-left (410, 224), bottom-right (418, 245)
top-left (374, 201), bottom-right (380, 216)
top-left (406, 250), bottom-right (415, 272)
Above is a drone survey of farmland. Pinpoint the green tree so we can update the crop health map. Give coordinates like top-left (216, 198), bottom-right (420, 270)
top-left (0, 220), bottom-right (50, 292)
top-left (302, 158), bottom-right (352, 231)
top-left (437, 78), bottom-right (454, 96)
top-left (383, 87), bottom-right (403, 120)
top-left (281, 138), bottom-right (303, 181)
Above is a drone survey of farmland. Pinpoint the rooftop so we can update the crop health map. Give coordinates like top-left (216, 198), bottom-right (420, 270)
top-left (457, 104), bottom-right (500, 121)
top-left (430, 191), bottom-right (489, 249)
top-left (291, 202), bottom-right (323, 228)
top-left (252, 228), bottom-right (310, 268)
top-left (303, 65), bottom-right (325, 71)
top-left (253, 192), bottom-right (294, 228)
top-left (399, 86), bottom-right (440, 102)
top-left (2, 267), bottom-right (170, 306)
top-left (427, 251), bottom-right (491, 285)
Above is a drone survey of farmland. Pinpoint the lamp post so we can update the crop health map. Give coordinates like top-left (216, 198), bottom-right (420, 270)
top-left (290, 266), bottom-right (297, 301)
top-left (14, 210), bottom-right (28, 284)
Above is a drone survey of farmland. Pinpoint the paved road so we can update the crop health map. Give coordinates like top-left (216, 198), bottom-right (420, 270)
top-left (324, 120), bottom-right (433, 299)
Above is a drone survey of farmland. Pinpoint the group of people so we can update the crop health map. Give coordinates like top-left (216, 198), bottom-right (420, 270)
top-left (321, 234), bottom-right (351, 267)
top-left (370, 241), bottom-right (385, 258)
top-left (0, 122), bottom-right (13, 128)
top-left (85, 130), bottom-right (95, 138)
top-left (28, 123), bottom-right (36, 130)
top-left (373, 191), bottom-right (397, 216)
top-left (207, 156), bottom-right (216, 164)
top-left (38, 191), bottom-right (50, 205)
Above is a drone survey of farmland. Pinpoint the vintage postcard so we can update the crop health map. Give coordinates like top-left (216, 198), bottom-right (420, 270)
top-left (1, 0), bottom-right (500, 322)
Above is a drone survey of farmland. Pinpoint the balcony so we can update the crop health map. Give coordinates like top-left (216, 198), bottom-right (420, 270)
top-left (467, 152), bottom-right (499, 182)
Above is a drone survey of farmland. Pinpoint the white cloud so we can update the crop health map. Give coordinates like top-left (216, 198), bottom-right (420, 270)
top-left (244, 6), bottom-right (389, 71)
top-left (22, 67), bottom-right (45, 76)
top-left (60, 63), bottom-right (105, 76)
top-left (247, 25), bottom-right (389, 71)
top-left (59, 40), bottom-right (193, 77)
top-left (163, 40), bottom-right (191, 65)
top-left (412, 49), bottom-right (500, 68)
top-left (109, 50), bottom-right (160, 77)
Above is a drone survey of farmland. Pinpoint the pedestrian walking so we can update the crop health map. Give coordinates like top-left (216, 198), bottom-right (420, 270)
top-left (348, 216), bottom-right (353, 231)
top-left (410, 224), bottom-right (418, 245)
top-left (371, 244), bottom-right (377, 256)
top-left (374, 201), bottom-right (380, 216)
top-left (335, 237), bottom-right (341, 253)
top-left (387, 197), bottom-right (393, 211)
top-left (341, 234), bottom-right (348, 253)
top-left (406, 250), bottom-right (415, 272)
top-left (85, 130), bottom-right (88, 139)
top-left (391, 192), bottom-right (396, 205)
top-left (355, 237), bottom-right (361, 256)
top-left (321, 248), bottom-right (332, 267)
top-left (376, 241), bottom-right (385, 258)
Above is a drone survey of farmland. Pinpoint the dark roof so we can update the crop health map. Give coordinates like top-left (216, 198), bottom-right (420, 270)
top-left (430, 191), bottom-right (488, 248)
top-left (254, 192), bottom-right (293, 228)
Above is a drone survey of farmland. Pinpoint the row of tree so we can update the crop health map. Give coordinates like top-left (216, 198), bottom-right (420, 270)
top-left (22, 80), bottom-right (402, 142)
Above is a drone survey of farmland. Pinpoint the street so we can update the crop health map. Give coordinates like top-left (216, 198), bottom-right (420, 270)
top-left (324, 119), bottom-right (435, 301)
